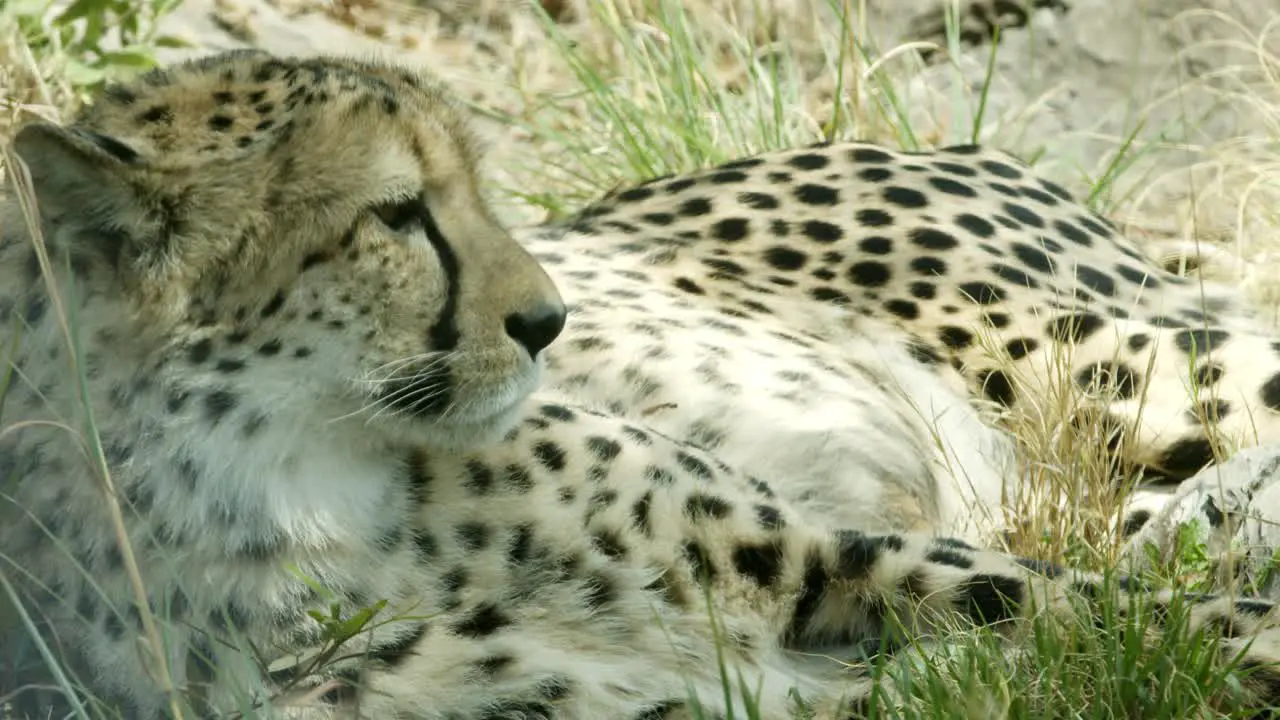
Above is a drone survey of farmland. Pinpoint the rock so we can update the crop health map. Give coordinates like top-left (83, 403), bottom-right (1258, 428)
top-left (1122, 445), bottom-right (1280, 599)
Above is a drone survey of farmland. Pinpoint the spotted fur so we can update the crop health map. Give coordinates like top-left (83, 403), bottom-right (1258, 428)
top-left (3, 49), bottom-right (1280, 720)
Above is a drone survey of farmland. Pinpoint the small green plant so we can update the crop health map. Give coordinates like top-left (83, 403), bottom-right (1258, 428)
top-left (4, 0), bottom-right (188, 98)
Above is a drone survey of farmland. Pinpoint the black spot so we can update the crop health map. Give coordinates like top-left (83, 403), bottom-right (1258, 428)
top-left (1053, 219), bottom-right (1093, 246)
top-left (1201, 496), bottom-right (1225, 529)
top-left (928, 176), bottom-right (978, 197)
top-left (788, 153), bottom-right (830, 170)
top-left (1011, 243), bottom-right (1056, 273)
top-left (785, 551), bottom-right (829, 641)
top-left (1075, 265), bottom-right (1117, 297)
top-left (1121, 510), bottom-right (1152, 537)
top-left (1002, 202), bottom-right (1044, 229)
top-left (851, 147), bottom-right (894, 163)
top-left (1172, 328), bottom-right (1230, 356)
top-left (909, 281), bottom-right (937, 300)
top-left (138, 105), bottom-right (173, 124)
top-left (1128, 334), bottom-right (1151, 353)
top-left (926, 548), bottom-right (973, 569)
top-left (1083, 360), bottom-right (1141, 399)
top-left (540, 404), bottom-right (575, 421)
top-left (801, 220), bottom-right (844, 244)
top-left (847, 261), bottom-right (891, 288)
top-left (646, 465), bottom-right (675, 485)
top-left (260, 291), bottom-right (286, 317)
top-left (711, 218), bottom-right (750, 242)
top-left (834, 531), bottom-right (901, 577)
top-left (207, 115), bottom-right (234, 131)
top-left (188, 339), bottom-right (213, 364)
top-left (1046, 313), bottom-right (1105, 343)
top-left (464, 461), bottom-right (494, 495)
top-left (675, 451), bottom-right (714, 481)
top-left (533, 441), bottom-right (567, 472)
top-left (909, 227), bottom-right (959, 251)
top-left (980, 160), bottom-right (1023, 179)
top-left (955, 213), bottom-right (996, 238)
top-left (452, 603), bottom-right (512, 638)
top-left (683, 540), bottom-right (716, 581)
top-left (616, 186), bottom-right (655, 202)
top-left (203, 390), bottom-right (237, 424)
top-left (1005, 337), bottom-right (1039, 360)
top-left (1158, 437), bottom-right (1216, 477)
top-left (1115, 265), bottom-right (1158, 288)
top-left (763, 246), bottom-right (808, 271)
top-left (673, 277), bottom-right (705, 295)
top-left (103, 83), bottom-right (138, 105)
top-left (858, 236), bottom-right (893, 255)
top-left (536, 675), bottom-right (574, 702)
top-left (904, 338), bottom-right (943, 366)
top-left (1149, 316), bottom-right (1187, 329)
top-left (884, 299), bottom-right (920, 320)
top-left (630, 491), bottom-right (654, 536)
top-left (300, 252), bottom-right (329, 271)
top-left (957, 574), bottom-right (1024, 624)
top-left (498, 526), bottom-right (531, 566)
top-left (685, 494), bottom-right (733, 519)
top-left (978, 369), bottom-right (1016, 406)
top-left (883, 186), bottom-right (928, 208)
top-left (735, 193), bottom-right (774, 210)
top-left (989, 263), bottom-right (1039, 289)
top-left (957, 281), bottom-right (1006, 305)
top-left (632, 701), bottom-right (687, 720)
top-left (749, 505), bottom-right (786, 532)
top-left (675, 196), bottom-right (716, 215)
top-left (910, 256), bottom-right (947, 276)
top-left (857, 209), bottom-right (893, 227)
top-left (411, 530), bottom-right (438, 561)
top-left (938, 326), bottom-right (974, 350)
top-left (732, 541), bottom-right (786, 587)
top-left (811, 287), bottom-right (850, 304)
top-left (1019, 186), bottom-right (1060, 206)
top-left (579, 437), bottom-right (621, 465)
top-left (456, 522), bottom-right (490, 551)
top-left (1232, 599), bottom-right (1274, 617)
top-left (474, 654), bottom-right (517, 676)
top-left (721, 156), bottom-right (757, 172)
top-left (795, 184), bottom-right (839, 205)
top-left (591, 529), bottom-right (628, 561)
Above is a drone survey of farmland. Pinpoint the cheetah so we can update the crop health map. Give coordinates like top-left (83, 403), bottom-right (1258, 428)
top-left (3, 48), bottom-right (1280, 719)
top-left (906, 0), bottom-right (1071, 62)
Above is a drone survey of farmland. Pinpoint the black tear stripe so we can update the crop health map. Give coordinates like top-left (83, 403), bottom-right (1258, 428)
top-left (417, 197), bottom-right (461, 351)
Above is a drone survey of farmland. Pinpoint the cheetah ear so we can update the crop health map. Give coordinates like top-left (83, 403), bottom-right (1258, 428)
top-left (10, 121), bottom-right (151, 266)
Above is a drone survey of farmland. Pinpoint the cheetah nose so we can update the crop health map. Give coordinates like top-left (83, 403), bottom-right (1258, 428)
top-left (504, 302), bottom-right (567, 358)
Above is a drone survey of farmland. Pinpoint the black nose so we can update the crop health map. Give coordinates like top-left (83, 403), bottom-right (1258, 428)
top-left (504, 302), bottom-right (567, 358)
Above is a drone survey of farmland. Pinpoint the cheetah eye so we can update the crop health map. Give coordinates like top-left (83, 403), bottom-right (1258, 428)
top-left (372, 195), bottom-right (425, 233)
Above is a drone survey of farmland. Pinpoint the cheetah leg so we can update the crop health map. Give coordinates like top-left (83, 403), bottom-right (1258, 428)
top-left (337, 408), bottom-right (1280, 719)
top-left (967, 310), bottom-right (1280, 536)
top-left (781, 528), bottom-right (1280, 715)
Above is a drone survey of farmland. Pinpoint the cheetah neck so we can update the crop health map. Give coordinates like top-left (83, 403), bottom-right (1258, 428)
top-left (1, 249), bottom-right (413, 563)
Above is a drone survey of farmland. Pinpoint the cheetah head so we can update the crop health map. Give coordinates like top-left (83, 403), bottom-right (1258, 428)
top-left (9, 50), bottom-right (565, 450)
